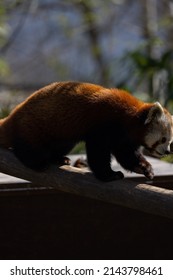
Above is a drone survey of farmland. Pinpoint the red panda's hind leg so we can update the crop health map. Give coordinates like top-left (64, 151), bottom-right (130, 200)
top-left (13, 138), bottom-right (73, 170)
top-left (12, 138), bottom-right (51, 171)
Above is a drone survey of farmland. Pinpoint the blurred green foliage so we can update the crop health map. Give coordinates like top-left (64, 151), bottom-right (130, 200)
top-left (0, 57), bottom-right (10, 77)
top-left (70, 142), bottom-right (85, 154)
top-left (129, 49), bottom-right (173, 107)
top-left (0, 1), bottom-right (10, 78)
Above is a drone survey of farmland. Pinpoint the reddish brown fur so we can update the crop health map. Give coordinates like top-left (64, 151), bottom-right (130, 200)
top-left (0, 81), bottom-right (171, 181)
top-left (0, 82), bottom-right (151, 146)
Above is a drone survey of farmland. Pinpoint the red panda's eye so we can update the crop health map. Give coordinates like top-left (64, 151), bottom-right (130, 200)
top-left (161, 137), bottom-right (167, 143)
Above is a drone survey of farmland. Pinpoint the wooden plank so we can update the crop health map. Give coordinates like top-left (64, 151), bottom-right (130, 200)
top-left (0, 153), bottom-right (172, 184)
top-left (0, 148), bottom-right (173, 219)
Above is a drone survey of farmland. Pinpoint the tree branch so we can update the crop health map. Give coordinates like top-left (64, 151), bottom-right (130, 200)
top-left (0, 147), bottom-right (173, 219)
top-left (0, 0), bottom-right (33, 54)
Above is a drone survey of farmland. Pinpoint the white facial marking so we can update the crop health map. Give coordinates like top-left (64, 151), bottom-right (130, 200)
top-left (144, 113), bottom-right (173, 158)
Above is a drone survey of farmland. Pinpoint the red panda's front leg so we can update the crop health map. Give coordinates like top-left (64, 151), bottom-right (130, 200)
top-left (113, 147), bottom-right (154, 180)
top-left (132, 153), bottom-right (154, 180)
top-left (85, 135), bottom-right (124, 181)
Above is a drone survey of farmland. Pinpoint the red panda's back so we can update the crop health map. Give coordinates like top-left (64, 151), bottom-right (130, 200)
top-left (1, 82), bottom-right (107, 144)
top-left (1, 82), bottom-right (145, 146)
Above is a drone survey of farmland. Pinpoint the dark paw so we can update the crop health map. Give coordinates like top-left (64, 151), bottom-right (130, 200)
top-left (73, 158), bottom-right (88, 168)
top-left (111, 171), bottom-right (124, 180)
top-left (143, 166), bottom-right (154, 180)
top-left (57, 156), bottom-right (71, 166)
top-left (134, 161), bottom-right (154, 180)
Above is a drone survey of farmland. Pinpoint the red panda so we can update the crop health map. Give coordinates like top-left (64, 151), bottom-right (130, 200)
top-left (0, 81), bottom-right (172, 181)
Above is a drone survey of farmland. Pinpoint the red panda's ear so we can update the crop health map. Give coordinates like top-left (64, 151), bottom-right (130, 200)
top-left (144, 102), bottom-right (164, 125)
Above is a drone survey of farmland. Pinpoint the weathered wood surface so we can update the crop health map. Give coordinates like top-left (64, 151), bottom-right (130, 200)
top-left (0, 148), bottom-right (173, 219)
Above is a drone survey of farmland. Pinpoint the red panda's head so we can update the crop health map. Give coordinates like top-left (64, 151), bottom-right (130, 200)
top-left (143, 102), bottom-right (173, 158)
